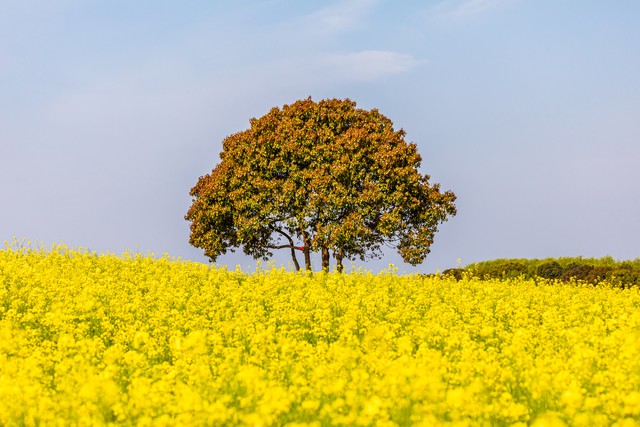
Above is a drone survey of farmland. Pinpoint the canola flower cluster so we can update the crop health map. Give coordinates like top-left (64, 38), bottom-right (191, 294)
top-left (1, 243), bottom-right (640, 426)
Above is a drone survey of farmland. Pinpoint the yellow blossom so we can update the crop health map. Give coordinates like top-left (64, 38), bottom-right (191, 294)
top-left (1, 244), bottom-right (640, 425)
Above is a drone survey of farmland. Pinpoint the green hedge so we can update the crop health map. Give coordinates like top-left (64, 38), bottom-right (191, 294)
top-left (442, 257), bottom-right (640, 287)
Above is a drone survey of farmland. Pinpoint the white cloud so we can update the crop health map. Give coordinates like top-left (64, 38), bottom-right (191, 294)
top-left (231, 49), bottom-right (421, 91)
top-left (306, 0), bottom-right (379, 34)
top-left (321, 50), bottom-right (421, 81)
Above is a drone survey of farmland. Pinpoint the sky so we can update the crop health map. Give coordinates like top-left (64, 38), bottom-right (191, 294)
top-left (2, 0), bottom-right (639, 273)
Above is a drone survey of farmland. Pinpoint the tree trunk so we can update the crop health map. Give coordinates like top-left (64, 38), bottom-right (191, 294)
top-left (321, 247), bottom-right (330, 271)
top-left (269, 226), bottom-right (301, 271)
top-left (300, 230), bottom-right (312, 271)
top-left (289, 246), bottom-right (301, 271)
top-left (336, 247), bottom-right (344, 273)
top-left (303, 247), bottom-right (312, 271)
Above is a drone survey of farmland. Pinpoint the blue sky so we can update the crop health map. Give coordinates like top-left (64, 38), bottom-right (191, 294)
top-left (2, 0), bottom-right (639, 272)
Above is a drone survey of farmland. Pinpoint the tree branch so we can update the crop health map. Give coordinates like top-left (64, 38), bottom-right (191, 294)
top-left (265, 244), bottom-right (298, 250)
top-left (267, 225), bottom-right (302, 270)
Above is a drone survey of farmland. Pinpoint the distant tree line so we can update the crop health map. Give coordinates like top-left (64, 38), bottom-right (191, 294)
top-left (442, 257), bottom-right (640, 287)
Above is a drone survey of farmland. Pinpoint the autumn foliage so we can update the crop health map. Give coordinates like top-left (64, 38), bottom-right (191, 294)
top-left (186, 98), bottom-right (456, 271)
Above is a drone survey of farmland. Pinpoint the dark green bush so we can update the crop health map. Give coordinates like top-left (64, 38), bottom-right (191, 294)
top-left (584, 266), bottom-right (613, 284)
top-left (442, 268), bottom-right (464, 280)
top-left (608, 263), bottom-right (640, 288)
top-left (536, 261), bottom-right (563, 280)
top-left (470, 259), bottom-right (530, 280)
top-left (458, 256), bottom-right (640, 288)
top-left (560, 263), bottom-right (594, 282)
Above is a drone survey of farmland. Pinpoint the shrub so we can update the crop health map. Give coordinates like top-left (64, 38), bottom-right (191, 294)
top-left (609, 263), bottom-right (640, 288)
top-left (470, 259), bottom-right (530, 280)
top-left (462, 257), bottom-right (640, 288)
top-left (536, 261), bottom-right (563, 280)
top-left (442, 268), bottom-right (464, 280)
top-left (559, 263), bottom-right (594, 282)
top-left (584, 266), bottom-right (613, 284)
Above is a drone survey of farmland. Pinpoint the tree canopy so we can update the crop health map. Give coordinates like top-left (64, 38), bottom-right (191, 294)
top-left (186, 98), bottom-right (456, 271)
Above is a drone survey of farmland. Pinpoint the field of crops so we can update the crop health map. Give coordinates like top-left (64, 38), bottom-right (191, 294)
top-left (1, 245), bottom-right (640, 426)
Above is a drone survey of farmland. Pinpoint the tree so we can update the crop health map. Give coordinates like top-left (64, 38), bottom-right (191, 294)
top-left (185, 98), bottom-right (456, 271)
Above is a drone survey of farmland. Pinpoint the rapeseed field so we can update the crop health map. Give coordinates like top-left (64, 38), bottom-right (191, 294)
top-left (1, 243), bottom-right (640, 426)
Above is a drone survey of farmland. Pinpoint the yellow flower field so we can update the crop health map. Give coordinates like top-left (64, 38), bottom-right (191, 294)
top-left (1, 244), bottom-right (640, 426)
